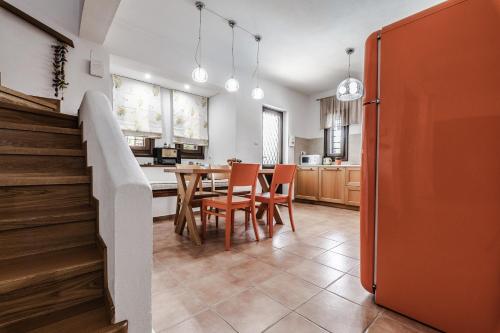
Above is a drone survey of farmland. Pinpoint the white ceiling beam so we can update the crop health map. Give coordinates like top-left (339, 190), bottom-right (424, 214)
top-left (79, 0), bottom-right (121, 44)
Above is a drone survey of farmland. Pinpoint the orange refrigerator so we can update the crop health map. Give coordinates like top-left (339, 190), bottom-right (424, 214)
top-left (359, 0), bottom-right (500, 332)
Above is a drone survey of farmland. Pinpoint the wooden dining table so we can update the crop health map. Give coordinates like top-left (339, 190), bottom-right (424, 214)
top-left (164, 167), bottom-right (284, 245)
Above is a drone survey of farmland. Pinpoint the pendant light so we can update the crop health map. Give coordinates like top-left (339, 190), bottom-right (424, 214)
top-left (251, 35), bottom-right (264, 100)
top-left (336, 48), bottom-right (364, 101)
top-left (192, 1), bottom-right (208, 83)
top-left (224, 20), bottom-right (239, 92)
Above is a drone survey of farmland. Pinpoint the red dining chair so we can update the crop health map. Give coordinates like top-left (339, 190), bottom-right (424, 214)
top-left (255, 164), bottom-right (297, 237)
top-left (201, 163), bottom-right (260, 250)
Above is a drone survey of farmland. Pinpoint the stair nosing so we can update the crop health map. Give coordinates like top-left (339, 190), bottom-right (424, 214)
top-left (0, 146), bottom-right (85, 156)
top-left (0, 207), bottom-right (97, 231)
top-left (0, 121), bottom-right (81, 135)
top-left (0, 100), bottom-right (77, 121)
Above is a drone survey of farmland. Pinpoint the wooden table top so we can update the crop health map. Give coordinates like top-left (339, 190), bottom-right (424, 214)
top-left (164, 168), bottom-right (274, 175)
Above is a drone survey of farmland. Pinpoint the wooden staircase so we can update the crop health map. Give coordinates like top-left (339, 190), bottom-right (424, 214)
top-left (0, 90), bottom-right (127, 332)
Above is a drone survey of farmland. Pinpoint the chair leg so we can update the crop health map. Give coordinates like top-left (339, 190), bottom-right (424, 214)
top-left (245, 209), bottom-right (249, 230)
top-left (231, 210), bottom-right (235, 234)
top-left (268, 202), bottom-right (274, 238)
top-left (225, 208), bottom-right (233, 251)
top-left (287, 199), bottom-right (296, 232)
top-left (216, 208), bottom-right (219, 229)
top-left (201, 203), bottom-right (207, 239)
top-left (250, 204), bottom-right (260, 241)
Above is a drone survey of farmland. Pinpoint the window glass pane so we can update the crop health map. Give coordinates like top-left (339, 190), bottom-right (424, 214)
top-left (262, 109), bottom-right (282, 166)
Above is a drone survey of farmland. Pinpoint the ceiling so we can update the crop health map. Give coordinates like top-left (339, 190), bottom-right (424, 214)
top-left (105, 0), bottom-right (445, 95)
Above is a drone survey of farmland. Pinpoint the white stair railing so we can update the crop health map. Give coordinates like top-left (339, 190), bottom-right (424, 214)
top-left (79, 91), bottom-right (152, 333)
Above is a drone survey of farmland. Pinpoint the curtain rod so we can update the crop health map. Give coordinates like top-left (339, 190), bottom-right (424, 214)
top-left (316, 96), bottom-right (335, 101)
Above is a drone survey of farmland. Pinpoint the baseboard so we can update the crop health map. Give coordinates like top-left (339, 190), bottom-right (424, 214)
top-left (293, 198), bottom-right (360, 211)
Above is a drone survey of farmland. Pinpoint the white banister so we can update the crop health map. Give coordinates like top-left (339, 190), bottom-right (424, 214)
top-left (79, 91), bottom-right (152, 333)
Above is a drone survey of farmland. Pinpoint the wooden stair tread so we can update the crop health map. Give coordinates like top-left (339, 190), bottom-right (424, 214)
top-left (0, 100), bottom-right (76, 121)
top-left (0, 86), bottom-right (58, 112)
top-left (25, 305), bottom-right (127, 333)
top-left (0, 245), bottom-right (102, 294)
top-left (0, 205), bottom-right (96, 231)
top-left (0, 174), bottom-right (90, 186)
top-left (0, 146), bottom-right (84, 156)
top-left (0, 121), bottom-right (81, 135)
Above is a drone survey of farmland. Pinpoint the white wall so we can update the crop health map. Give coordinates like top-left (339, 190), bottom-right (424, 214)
top-left (209, 75), bottom-right (310, 166)
top-left (0, 1), bottom-right (111, 115)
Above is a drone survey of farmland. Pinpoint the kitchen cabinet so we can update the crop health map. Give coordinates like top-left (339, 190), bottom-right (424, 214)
top-left (295, 167), bottom-right (319, 200)
top-left (319, 167), bottom-right (345, 203)
top-left (295, 166), bottom-right (361, 207)
top-left (344, 186), bottom-right (361, 206)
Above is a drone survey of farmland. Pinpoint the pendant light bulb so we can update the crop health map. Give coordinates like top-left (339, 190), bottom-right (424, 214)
top-left (225, 77), bottom-right (240, 92)
top-left (192, 67), bottom-right (208, 83)
top-left (251, 86), bottom-right (264, 100)
top-left (336, 48), bottom-right (364, 101)
top-left (192, 2), bottom-right (208, 83)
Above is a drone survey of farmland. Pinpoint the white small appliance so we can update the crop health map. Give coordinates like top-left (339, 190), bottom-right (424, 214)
top-left (300, 154), bottom-right (321, 165)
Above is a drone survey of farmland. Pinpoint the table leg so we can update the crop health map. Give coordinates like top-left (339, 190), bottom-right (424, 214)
top-left (175, 174), bottom-right (203, 245)
top-left (256, 173), bottom-right (283, 224)
top-left (174, 173), bottom-right (187, 231)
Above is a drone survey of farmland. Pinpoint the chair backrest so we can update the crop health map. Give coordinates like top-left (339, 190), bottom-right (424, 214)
top-left (269, 164), bottom-right (297, 198)
top-left (176, 164), bottom-right (203, 191)
top-left (226, 163), bottom-right (260, 200)
top-left (207, 164), bottom-right (231, 180)
top-left (208, 164), bottom-right (231, 191)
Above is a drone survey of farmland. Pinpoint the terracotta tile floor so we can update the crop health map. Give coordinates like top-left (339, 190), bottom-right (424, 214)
top-left (153, 203), bottom-right (439, 333)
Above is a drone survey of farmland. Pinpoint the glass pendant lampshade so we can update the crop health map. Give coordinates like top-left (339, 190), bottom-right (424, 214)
top-left (225, 77), bottom-right (239, 92)
top-left (251, 86), bottom-right (264, 99)
top-left (336, 48), bottom-right (364, 101)
top-left (337, 77), bottom-right (363, 101)
top-left (192, 66), bottom-right (208, 83)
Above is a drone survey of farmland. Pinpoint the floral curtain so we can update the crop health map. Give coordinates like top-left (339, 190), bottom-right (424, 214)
top-left (320, 96), bottom-right (362, 129)
top-left (112, 75), bottom-right (163, 138)
top-left (172, 90), bottom-right (209, 146)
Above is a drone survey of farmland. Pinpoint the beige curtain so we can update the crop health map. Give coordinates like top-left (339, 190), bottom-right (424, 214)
top-left (320, 96), bottom-right (362, 129)
top-left (172, 90), bottom-right (209, 146)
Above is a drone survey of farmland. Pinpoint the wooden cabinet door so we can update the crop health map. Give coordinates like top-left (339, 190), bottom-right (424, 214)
top-left (319, 168), bottom-right (345, 203)
top-left (295, 167), bottom-right (319, 200)
top-left (344, 186), bottom-right (361, 206)
top-left (345, 167), bottom-right (361, 186)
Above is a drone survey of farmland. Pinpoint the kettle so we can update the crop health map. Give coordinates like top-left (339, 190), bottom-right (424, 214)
top-left (323, 157), bottom-right (333, 165)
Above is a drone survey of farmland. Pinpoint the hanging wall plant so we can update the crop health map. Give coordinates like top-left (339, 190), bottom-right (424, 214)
top-left (52, 41), bottom-right (69, 100)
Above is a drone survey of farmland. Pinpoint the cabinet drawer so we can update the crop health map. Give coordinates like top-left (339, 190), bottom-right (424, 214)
top-left (344, 186), bottom-right (361, 206)
top-left (345, 167), bottom-right (361, 186)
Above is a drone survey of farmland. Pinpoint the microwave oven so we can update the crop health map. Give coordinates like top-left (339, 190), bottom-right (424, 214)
top-left (300, 154), bottom-right (322, 165)
top-left (154, 148), bottom-right (181, 165)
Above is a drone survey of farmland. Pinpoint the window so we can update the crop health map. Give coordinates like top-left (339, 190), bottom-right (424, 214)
top-left (262, 107), bottom-right (283, 167)
top-left (125, 135), bottom-right (154, 157)
top-left (175, 144), bottom-right (205, 160)
top-left (324, 119), bottom-right (348, 160)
